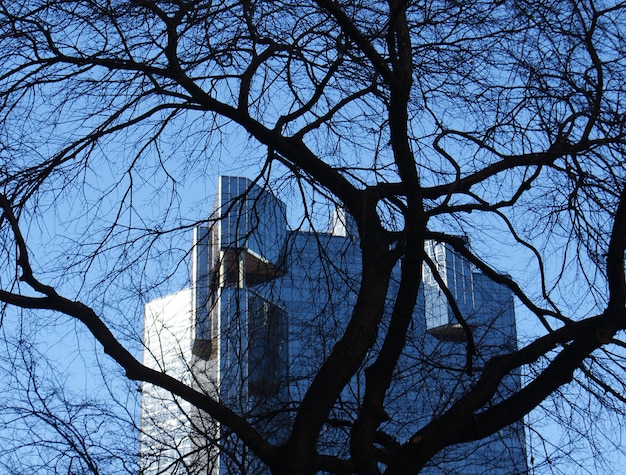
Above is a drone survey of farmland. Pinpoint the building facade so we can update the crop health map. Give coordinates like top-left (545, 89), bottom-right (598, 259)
top-left (140, 176), bottom-right (528, 474)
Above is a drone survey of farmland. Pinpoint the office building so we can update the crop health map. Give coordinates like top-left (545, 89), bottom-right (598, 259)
top-left (140, 176), bottom-right (527, 474)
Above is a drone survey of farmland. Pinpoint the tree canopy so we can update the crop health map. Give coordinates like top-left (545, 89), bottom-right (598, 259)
top-left (0, 0), bottom-right (625, 474)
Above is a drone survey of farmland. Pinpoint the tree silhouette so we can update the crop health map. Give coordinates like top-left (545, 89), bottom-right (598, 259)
top-left (0, 1), bottom-right (625, 474)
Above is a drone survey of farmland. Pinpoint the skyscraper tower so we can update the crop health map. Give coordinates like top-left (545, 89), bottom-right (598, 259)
top-left (140, 176), bottom-right (527, 474)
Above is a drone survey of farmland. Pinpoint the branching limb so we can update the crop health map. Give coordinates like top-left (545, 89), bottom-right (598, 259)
top-left (0, 193), bottom-right (280, 468)
top-left (385, 185), bottom-right (626, 475)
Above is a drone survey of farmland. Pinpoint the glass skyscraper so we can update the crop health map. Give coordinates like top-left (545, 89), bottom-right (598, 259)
top-left (140, 176), bottom-right (528, 474)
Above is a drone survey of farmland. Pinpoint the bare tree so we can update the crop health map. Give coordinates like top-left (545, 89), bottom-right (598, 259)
top-left (0, 0), bottom-right (625, 474)
top-left (0, 330), bottom-right (137, 474)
